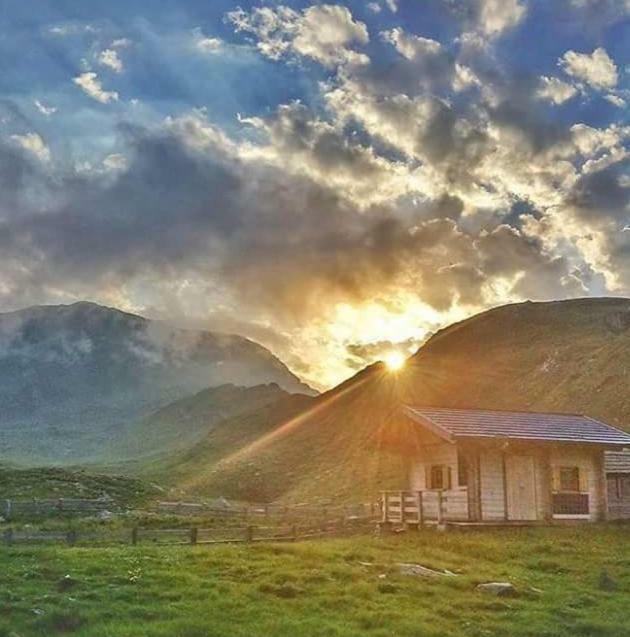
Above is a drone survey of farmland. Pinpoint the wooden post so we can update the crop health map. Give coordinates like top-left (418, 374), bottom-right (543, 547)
top-left (190, 527), bottom-right (198, 545)
top-left (598, 449), bottom-right (609, 522)
top-left (3, 528), bottom-right (13, 546)
top-left (437, 490), bottom-right (444, 526)
top-left (131, 526), bottom-right (138, 546)
top-left (502, 452), bottom-right (509, 522)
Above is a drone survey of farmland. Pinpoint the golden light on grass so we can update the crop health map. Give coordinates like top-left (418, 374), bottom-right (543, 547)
top-left (383, 350), bottom-right (406, 372)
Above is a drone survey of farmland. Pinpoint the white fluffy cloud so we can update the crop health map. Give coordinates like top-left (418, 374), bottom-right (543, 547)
top-left (34, 99), bottom-right (57, 116)
top-left (10, 132), bottom-right (51, 162)
top-left (477, 0), bottom-right (527, 36)
top-left (98, 48), bottom-right (123, 73)
top-left (227, 4), bottom-right (369, 68)
top-left (73, 72), bottom-right (119, 103)
top-left (381, 28), bottom-right (441, 59)
top-left (536, 76), bottom-right (578, 104)
top-left (604, 94), bottom-right (626, 108)
top-left (192, 28), bottom-right (223, 54)
top-left (560, 47), bottom-right (618, 90)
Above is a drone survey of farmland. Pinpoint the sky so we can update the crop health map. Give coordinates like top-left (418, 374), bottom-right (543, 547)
top-left (0, 0), bottom-right (629, 389)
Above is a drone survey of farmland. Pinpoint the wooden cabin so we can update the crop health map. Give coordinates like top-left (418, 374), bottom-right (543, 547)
top-left (381, 407), bottom-right (630, 526)
top-left (605, 450), bottom-right (630, 520)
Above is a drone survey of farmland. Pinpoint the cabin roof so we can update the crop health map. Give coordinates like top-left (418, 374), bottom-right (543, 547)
top-left (403, 406), bottom-right (630, 446)
top-left (605, 450), bottom-right (630, 473)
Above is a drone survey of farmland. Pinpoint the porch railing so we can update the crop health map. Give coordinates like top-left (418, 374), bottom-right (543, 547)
top-left (380, 490), bottom-right (468, 526)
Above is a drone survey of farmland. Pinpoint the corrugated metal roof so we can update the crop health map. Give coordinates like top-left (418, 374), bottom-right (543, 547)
top-left (605, 451), bottom-right (630, 473)
top-left (404, 406), bottom-right (630, 446)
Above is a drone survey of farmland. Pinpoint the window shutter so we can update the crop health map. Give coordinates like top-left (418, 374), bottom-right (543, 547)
top-left (551, 467), bottom-right (560, 492)
top-left (578, 467), bottom-right (588, 493)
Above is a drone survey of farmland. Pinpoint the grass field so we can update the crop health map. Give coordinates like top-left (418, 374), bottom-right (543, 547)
top-left (1, 525), bottom-right (629, 637)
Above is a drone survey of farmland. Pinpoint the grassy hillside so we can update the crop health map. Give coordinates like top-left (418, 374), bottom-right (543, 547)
top-left (137, 393), bottom-right (314, 495)
top-left (177, 298), bottom-right (630, 503)
top-left (0, 466), bottom-right (159, 507)
top-left (1, 527), bottom-right (629, 636)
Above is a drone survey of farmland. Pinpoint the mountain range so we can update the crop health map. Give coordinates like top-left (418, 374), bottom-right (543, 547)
top-left (0, 301), bottom-right (313, 463)
top-left (2, 297), bottom-right (630, 505)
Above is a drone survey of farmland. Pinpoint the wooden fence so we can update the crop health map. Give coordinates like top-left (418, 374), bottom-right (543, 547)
top-left (1, 498), bottom-right (116, 520)
top-left (0, 518), bottom-right (372, 548)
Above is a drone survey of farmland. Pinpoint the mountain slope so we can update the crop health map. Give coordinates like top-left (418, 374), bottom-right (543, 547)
top-left (178, 298), bottom-right (630, 503)
top-left (0, 302), bottom-right (313, 463)
top-left (108, 383), bottom-right (307, 463)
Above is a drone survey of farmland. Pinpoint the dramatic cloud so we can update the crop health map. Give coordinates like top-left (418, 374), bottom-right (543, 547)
top-left (73, 72), bottom-right (119, 103)
top-left (560, 47), bottom-right (618, 90)
top-left (0, 1), bottom-right (628, 387)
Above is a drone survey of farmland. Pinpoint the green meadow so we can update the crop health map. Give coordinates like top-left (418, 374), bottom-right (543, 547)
top-left (1, 525), bottom-right (629, 637)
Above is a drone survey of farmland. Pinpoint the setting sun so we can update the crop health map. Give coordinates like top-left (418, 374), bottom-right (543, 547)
top-left (384, 351), bottom-right (406, 372)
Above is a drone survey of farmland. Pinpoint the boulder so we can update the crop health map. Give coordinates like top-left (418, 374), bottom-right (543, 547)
top-left (398, 563), bottom-right (457, 577)
top-left (476, 582), bottom-right (517, 597)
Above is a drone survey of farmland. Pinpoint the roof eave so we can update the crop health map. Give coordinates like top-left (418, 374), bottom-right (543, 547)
top-left (402, 405), bottom-right (456, 444)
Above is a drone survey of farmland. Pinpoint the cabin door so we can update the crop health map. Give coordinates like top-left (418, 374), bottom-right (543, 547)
top-left (505, 455), bottom-right (537, 521)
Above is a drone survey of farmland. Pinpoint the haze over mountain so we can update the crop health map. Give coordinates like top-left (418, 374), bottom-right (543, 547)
top-left (0, 302), bottom-right (313, 463)
top-left (169, 298), bottom-right (630, 503)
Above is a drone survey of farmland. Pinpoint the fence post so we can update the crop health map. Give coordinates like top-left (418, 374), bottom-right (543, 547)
top-left (131, 526), bottom-right (138, 546)
top-left (3, 528), bottom-right (13, 546)
top-left (190, 527), bottom-right (198, 545)
top-left (245, 525), bottom-right (254, 543)
top-left (437, 490), bottom-right (444, 527)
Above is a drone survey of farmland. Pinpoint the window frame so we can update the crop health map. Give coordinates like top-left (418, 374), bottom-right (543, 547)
top-left (558, 466), bottom-right (581, 493)
top-left (429, 465), bottom-right (445, 490)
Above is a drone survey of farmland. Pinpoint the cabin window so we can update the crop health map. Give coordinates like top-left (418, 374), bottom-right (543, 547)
top-left (457, 452), bottom-right (468, 487)
top-left (429, 465), bottom-right (445, 490)
top-left (559, 467), bottom-right (580, 492)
